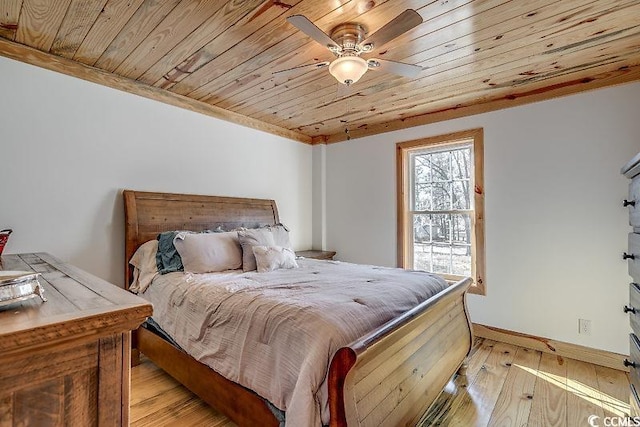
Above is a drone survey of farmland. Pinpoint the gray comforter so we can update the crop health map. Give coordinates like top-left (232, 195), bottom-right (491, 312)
top-left (142, 259), bottom-right (447, 426)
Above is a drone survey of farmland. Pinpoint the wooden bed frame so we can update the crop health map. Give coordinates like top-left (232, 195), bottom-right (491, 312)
top-left (124, 190), bottom-right (473, 427)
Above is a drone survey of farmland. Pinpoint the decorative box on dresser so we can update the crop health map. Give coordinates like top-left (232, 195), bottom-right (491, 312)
top-left (0, 252), bottom-right (152, 426)
top-left (622, 153), bottom-right (640, 417)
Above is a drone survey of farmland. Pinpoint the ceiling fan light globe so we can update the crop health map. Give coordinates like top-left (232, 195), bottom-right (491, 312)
top-left (329, 56), bottom-right (368, 85)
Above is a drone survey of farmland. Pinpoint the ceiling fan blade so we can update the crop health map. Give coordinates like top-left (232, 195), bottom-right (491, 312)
top-left (287, 15), bottom-right (340, 52)
top-left (359, 9), bottom-right (422, 51)
top-left (368, 58), bottom-right (422, 78)
top-left (272, 61), bottom-right (330, 76)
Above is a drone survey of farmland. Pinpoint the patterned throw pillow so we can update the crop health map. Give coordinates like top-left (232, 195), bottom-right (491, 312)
top-left (252, 245), bottom-right (299, 273)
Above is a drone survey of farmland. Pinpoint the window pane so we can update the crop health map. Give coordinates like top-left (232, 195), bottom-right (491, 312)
top-left (429, 151), bottom-right (451, 182)
top-left (432, 182), bottom-right (450, 211)
top-left (413, 154), bottom-right (431, 183)
top-left (413, 242), bottom-right (431, 272)
top-left (413, 214), bottom-right (431, 243)
top-left (452, 148), bottom-right (471, 180)
top-left (430, 214), bottom-right (451, 243)
top-left (452, 181), bottom-right (470, 209)
top-left (452, 245), bottom-right (471, 276)
top-left (452, 213), bottom-right (471, 244)
top-left (432, 245), bottom-right (451, 274)
top-left (414, 183), bottom-right (431, 211)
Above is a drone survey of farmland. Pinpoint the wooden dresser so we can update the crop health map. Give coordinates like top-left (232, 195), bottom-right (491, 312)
top-left (622, 153), bottom-right (640, 416)
top-left (0, 252), bottom-right (152, 426)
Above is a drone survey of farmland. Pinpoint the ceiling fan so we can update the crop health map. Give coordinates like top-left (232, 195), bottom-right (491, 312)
top-left (274, 9), bottom-right (424, 87)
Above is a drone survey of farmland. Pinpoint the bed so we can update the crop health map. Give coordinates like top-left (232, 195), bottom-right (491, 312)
top-left (123, 190), bottom-right (473, 427)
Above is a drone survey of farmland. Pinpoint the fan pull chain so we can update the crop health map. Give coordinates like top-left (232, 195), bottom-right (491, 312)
top-left (344, 95), bottom-right (351, 140)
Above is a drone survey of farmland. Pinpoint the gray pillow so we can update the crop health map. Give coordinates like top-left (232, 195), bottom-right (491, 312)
top-left (238, 228), bottom-right (276, 272)
top-left (174, 231), bottom-right (242, 273)
top-left (268, 224), bottom-right (293, 250)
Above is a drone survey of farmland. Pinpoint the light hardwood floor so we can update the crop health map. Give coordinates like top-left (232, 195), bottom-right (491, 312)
top-left (130, 338), bottom-right (630, 426)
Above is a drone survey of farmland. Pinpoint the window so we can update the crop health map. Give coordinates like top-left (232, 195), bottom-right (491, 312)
top-left (396, 128), bottom-right (485, 295)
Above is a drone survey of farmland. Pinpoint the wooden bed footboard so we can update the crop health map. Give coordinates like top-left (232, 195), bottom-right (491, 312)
top-left (328, 277), bottom-right (473, 427)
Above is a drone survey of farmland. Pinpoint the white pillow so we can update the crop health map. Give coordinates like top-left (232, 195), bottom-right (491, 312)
top-left (252, 245), bottom-right (299, 273)
top-left (129, 240), bottom-right (159, 293)
top-left (174, 231), bottom-right (242, 273)
top-left (237, 228), bottom-right (276, 272)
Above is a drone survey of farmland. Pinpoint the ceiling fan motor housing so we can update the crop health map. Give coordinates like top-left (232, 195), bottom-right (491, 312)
top-left (330, 23), bottom-right (368, 54)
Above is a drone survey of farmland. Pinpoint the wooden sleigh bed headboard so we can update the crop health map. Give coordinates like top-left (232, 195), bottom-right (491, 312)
top-left (123, 189), bottom-right (279, 289)
top-left (122, 189), bottom-right (473, 427)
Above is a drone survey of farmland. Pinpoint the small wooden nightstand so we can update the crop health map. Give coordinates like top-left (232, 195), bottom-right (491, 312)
top-left (0, 252), bottom-right (152, 426)
top-left (295, 250), bottom-right (337, 260)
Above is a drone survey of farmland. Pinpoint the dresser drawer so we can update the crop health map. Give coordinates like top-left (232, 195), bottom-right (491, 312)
top-left (629, 334), bottom-right (640, 393)
top-left (630, 176), bottom-right (640, 229)
top-left (629, 233), bottom-right (640, 282)
top-left (630, 283), bottom-right (640, 334)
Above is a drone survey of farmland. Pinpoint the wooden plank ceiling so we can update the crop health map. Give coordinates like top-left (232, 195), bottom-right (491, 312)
top-left (1, 0), bottom-right (639, 144)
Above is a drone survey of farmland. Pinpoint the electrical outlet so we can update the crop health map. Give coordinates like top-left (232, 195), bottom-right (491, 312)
top-left (578, 318), bottom-right (592, 335)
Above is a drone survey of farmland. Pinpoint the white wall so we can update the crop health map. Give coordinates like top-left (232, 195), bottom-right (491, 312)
top-left (322, 82), bottom-right (640, 354)
top-left (312, 144), bottom-right (327, 249)
top-left (0, 56), bottom-right (313, 287)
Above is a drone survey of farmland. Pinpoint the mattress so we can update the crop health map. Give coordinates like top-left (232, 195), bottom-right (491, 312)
top-left (141, 258), bottom-right (448, 427)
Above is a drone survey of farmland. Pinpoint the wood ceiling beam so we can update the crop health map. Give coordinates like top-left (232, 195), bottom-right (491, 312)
top-left (0, 37), bottom-right (312, 144)
top-left (312, 62), bottom-right (640, 144)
